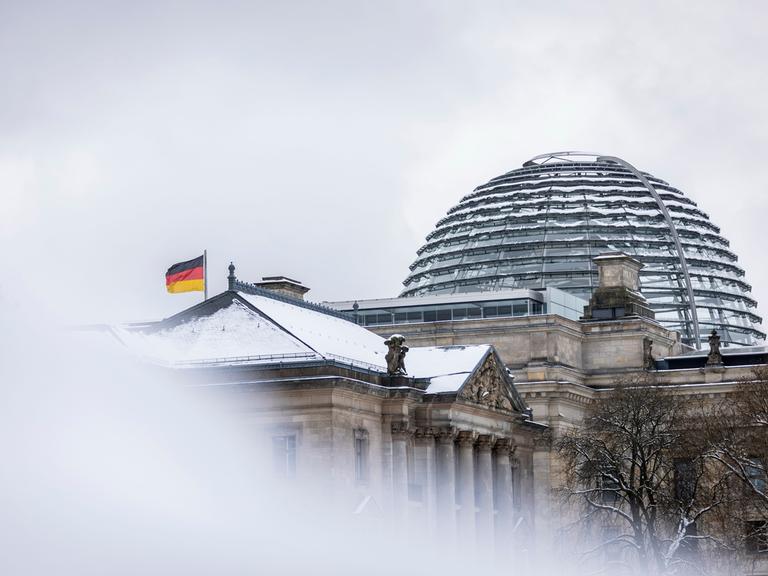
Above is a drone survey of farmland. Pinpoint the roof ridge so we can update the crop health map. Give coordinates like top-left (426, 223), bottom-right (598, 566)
top-left (232, 280), bottom-right (356, 322)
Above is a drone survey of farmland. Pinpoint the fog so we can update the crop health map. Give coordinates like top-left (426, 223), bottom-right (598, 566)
top-left (0, 310), bottom-right (541, 575)
top-left (1, 2), bottom-right (765, 573)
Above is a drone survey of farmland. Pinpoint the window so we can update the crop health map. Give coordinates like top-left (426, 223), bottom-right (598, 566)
top-left (272, 435), bottom-right (297, 479)
top-left (674, 458), bottom-right (696, 503)
top-left (436, 308), bottom-right (451, 321)
top-left (599, 471), bottom-right (620, 506)
top-left (745, 521), bottom-right (768, 554)
top-left (601, 525), bottom-right (621, 562)
top-left (746, 457), bottom-right (766, 493)
top-left (354, 429), bottom-right (369, 485)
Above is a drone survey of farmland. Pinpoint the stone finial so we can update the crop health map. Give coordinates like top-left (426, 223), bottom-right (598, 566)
top-left (384, 334), bottom-right (409, 375)
top-left (706, 329), bottom-right (723, 366)
top-left (582, 252), bottom-right (655, 321)
top-left (227, 262), bottom-right (236, 291)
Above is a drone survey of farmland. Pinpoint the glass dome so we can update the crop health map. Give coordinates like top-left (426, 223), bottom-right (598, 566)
top-left (401, 152), bottom-right (764, 347)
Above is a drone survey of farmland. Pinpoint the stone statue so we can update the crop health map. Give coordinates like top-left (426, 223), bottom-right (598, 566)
top-left (706, 329), bottom-right (723, 366)
top-left (643, 337), bottom-right (655, 370)
top-left (384, 334), bottom-right (408, 375)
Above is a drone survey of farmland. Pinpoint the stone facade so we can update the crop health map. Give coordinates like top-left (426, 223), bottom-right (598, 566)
top-left (114, 289), bottom-right (543, 553)
top-left (192, 351), bottom-right (540, 550)
top-left (364, 254), bottom-right (768, 562)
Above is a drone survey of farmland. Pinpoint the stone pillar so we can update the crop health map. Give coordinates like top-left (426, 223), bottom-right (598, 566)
top-left (435, 427), bottom-right (457, 541)
top-left (532, 435), bottom-right (553, 556)
top-left (475, 434), bottom-right (495, 550)
top-left (414, 427), bottom-right (437, 536)
top-left (494, 438), bottom-right (515, 554)
top-left (457, 430), bottom-right (477, 546)
top-left (391, 421), bottom-right (410, 521)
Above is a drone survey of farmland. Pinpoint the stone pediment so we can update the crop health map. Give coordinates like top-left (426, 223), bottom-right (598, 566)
top-left (459, 352), bottom-right (518, 412)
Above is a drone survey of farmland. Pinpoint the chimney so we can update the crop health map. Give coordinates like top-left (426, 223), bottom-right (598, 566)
top-left (254, 276), bottom-right (310, 301)
top-left (582, 252), bottom-right (654, 321)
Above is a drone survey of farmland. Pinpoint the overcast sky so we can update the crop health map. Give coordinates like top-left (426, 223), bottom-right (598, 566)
top-left (2, 0), bottom-right (767, 326)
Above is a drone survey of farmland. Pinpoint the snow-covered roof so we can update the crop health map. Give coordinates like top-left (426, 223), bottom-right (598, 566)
top-left (113, 299), bottom-right (317, 365)
top-left (408, 345), bottom-right (490, 393)
top-left (105, 291), bottom-right (502, 397)
top-left (238, 292), bottom-right (389, 369)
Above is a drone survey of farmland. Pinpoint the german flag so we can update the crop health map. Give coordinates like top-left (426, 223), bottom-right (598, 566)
top-left (166, 255), bottom-right (205, 293)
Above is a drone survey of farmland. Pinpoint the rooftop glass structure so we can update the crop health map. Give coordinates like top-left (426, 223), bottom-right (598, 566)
top-left (330, 287), bottom-right (586, 327)
top-left (401, 152), bottom-right (764, 347)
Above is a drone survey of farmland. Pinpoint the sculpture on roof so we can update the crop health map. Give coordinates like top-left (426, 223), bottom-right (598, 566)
top-left (706, 329), bottom-right (723, 366)
top-left (643, 337), bottom-right (655, 371)
top-left (384, 334), bottom-right (409, 376)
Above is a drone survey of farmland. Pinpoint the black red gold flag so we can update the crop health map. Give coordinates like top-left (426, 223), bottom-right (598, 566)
top-left (166, 255), bottom-right (205, 293)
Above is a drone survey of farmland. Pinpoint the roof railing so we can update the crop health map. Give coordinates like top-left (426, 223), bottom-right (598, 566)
top-left (229, 274), bottom-right (356, 322)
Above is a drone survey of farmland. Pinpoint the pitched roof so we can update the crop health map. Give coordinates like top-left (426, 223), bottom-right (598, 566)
top-left (106, 290), bottom-right (520, 403)
top-left (238, 292), bottom-right (387, 370)
top-left (112, 298), bottom-right (317, 365)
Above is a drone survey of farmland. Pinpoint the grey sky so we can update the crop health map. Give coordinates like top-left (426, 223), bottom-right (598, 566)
top-left (2, 0), bottom-right (766, 327)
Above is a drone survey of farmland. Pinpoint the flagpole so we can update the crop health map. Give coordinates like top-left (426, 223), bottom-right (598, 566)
top-left (203, 249), bottom-right (208, 301)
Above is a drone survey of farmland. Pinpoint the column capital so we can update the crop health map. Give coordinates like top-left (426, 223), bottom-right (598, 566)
top-left (414, 426), bottom-right (437, 440)
top-left (391, 420), bottom-right (413, 440)
top-left (436, 426), bottom-right (458, 444)
top-left (494, 437), bottom-right (515, 455)
top-left (476, 434), bottom-right (495, 452)
top-left (457, 430), bottom-right (477, 448)
top-left (533, 432), bottom-right (552, 450)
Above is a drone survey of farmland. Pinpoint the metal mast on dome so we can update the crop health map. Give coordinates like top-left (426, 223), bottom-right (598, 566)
top-left (525, 151), bottom-right (702, 348)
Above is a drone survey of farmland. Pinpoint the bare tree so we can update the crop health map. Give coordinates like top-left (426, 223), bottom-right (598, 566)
top-left (706, 367), bottom-right (768, 561)
top-left (557, 378), bottom-right (731, 575)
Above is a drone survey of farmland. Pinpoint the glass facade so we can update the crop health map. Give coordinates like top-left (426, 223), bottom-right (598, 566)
top-left (339, 287), bottom-right (585, 327)
top-left (401, 153), bottom-right (764, 346)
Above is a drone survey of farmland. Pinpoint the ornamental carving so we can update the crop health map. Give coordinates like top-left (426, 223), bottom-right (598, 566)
top-left (460, 354), bottom-right (513, 411)
top-left (457, 430), bottom-right (476, 447)
top-left (436, 426), bottom-right (458, 443)
top-left (476, 434), bottom-right (495, 452)
top-left (414, 426), bottom-right (437, 441)
top-left (390, 420), bottom-right (412, 438)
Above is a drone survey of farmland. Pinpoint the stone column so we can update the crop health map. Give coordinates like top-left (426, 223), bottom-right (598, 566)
top-left (414, 427), bottom-right (437, 535)
top-left (457, 430), bottom-right (477, 546)
top-left (435, 427), bottom-right (457, 541)
top-left (475, 434), bottom-right (495, 549)
top-left (391, 421), bottom-right (410, 521)
top-left (494, 438), bottom-right (515, 554)
top-left (532, 434), bottom-right (553, 556)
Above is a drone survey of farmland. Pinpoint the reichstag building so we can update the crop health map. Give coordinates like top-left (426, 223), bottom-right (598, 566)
top-left (99, 151), bottom-right (767, 572)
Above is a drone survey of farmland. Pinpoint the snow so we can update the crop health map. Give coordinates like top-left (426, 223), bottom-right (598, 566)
top-left (104, 293), bottom-right (492, 395)
top-left (114, 299), bottom-right (317, 364)
top-left (407, 345), bottom-right (490, 392)
top-left (239, 292), bottom-right (388, 370)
